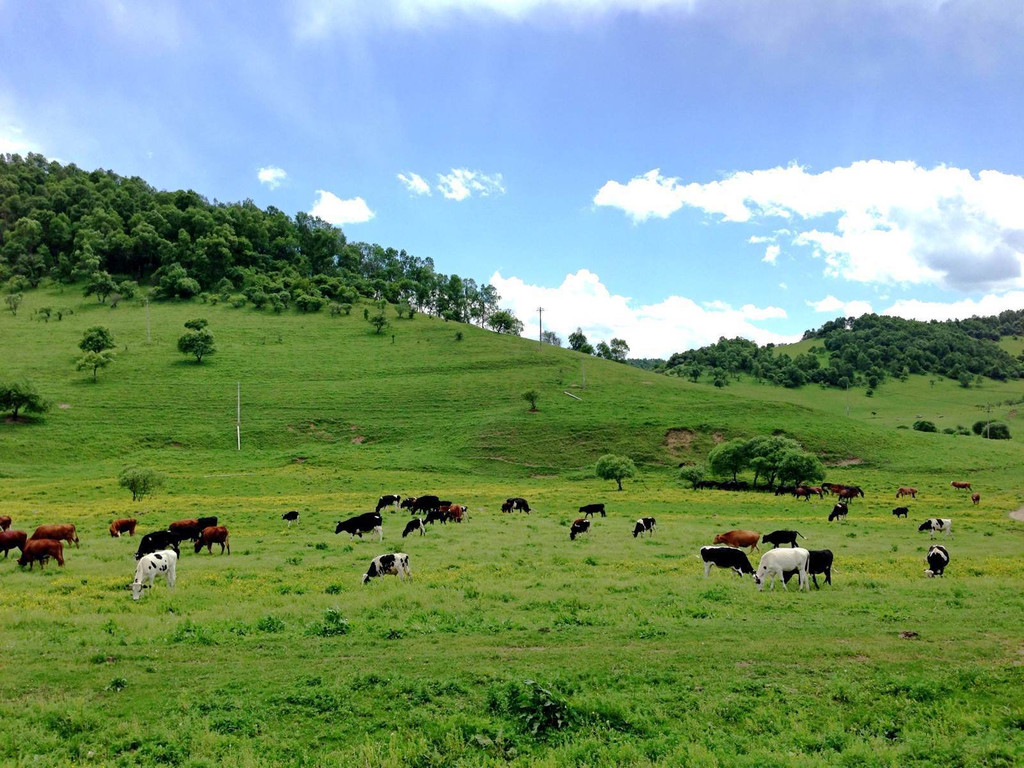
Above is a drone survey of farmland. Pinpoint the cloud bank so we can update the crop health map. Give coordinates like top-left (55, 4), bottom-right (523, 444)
top-left (594, 161), bottom-right (1024, 292)
top-left (257, 166), bottom-right (287, 189)
top-left (397, 172), bottom-right (431, 196)
top-left (489, 269), bottom-right (794, 358)
top-left (437, 169), bottom-right (505, 201)
top-left (310, 190), bottom-right (375, 225)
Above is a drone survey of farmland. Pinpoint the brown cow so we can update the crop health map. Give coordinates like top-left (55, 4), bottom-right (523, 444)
top-left (447, 504), bottom-right (467, 523)
top-left (109, 518), bottom-right (138, 537)
top-left (18, 538), bottom-right (64, 569)
top-left (896, 487), bottom-right (918, 499)
top-left (194, 526), bottom-right (230, 555)
top-left (0, 515), bottom-right (11, 531)
top-left (169, 518), bottom-right (200, 539)
top-left (712, 529), bottom-right (760, 553)
top-left (30, 523), bottom-right (79, 548)
top-left (0, 529), bottom-right (28, 557)
top-left (950, 481), bottom-right (972, 491)
top-left (971, 492), bottom-right (980, 505)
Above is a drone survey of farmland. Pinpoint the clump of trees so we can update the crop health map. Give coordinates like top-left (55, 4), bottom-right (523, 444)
top-left (706, 435), bottom-right (825, 489)
top-left (76, 325), bottom-right (116, 381)
top-left (0, 380), bottom-right (49, 420)
top-left (568, 328), bottom-right (630, 362)
top-left (595, 454), bottom-right (637, 491)
top-left (973, 420), bottom-right (1011, 439)
top-left (118, 467), bottom-right (165, 501)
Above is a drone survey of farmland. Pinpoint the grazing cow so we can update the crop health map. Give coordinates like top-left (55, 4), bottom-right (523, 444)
top-left (793, 486), bottom-right (822, 500)
top-left (402, 518), bottom-right (425, 538)
top-left (712, 529), bottom-right (760, 552)
top-left (836, 488), bottom-right (861, 503)
top-left (579, 503), bottom-right (606, 518)
top-left (896, 487), bottom-right (918, 499)
top-left (828, 503), bottom-right (848, 522)
top-left (135, 530), bottom-right (181, 560)
top-left (925, 545), bottom-right (950, 577)
top-left (447, 504), bottom-right (467, 523)
top-left (335, 512), bottom-right (383, 541)
top-left (424, 508), bottom-right (448, 525)
top-left (892, 507), bottom-right (909, 518)
top-left (753, 547), bottom-right (810, 591)
top-left (30, 523), bottom-right (79, 548)
top-left (169, 518), bottom-right (201, 541)
top-left (762, 530), bottom-right (804, 548)
top-left (506, 497), bottom-right (531, 513)
top-left (0, 515), bottom-right (11, 531)
top-left (918, 518), bottom-right (952, 538)
top-left (782, 549), bottom-right (834, 589)
top-left (0, 529), bottom-right (28, 557)
top-left (375, 494), bottom-right (402, 513)
top-left (696, 480), bottom-right (720, 490)
top-left (194, 526), bottom-right (230, 554)
top-left (950, 481), bottom-right (971, 491)
top-left (399, 497), bottom-right (418, 511)
top-left (410, 495), bottom-right (441, 515)
top-left (131, 550), bottom-right (177, 600)
top-left (109, 518), bottom-right (137, 537)
top-left (570, 518), bottom-right (590, 540)
top-left (362, 553), bottom-right (411, 584)
top-left (18, 538), bottom-right (64, 569)
top-left (971, 493), bottom-right (980, 506)
top-left (632, 517), bottom-right (656, 538)
top-left (775, 485), bottom-right (797, 496)
top-left (197, 516), bottom-right (218, 530)
top-left (720, 480), bottom-right (750, 492)
top-left (282, 510), bottom-right (299, 527)
top-left (700, 546), bottom-right (754, 578)
top-left (500, 500), bottom-right (513, 513)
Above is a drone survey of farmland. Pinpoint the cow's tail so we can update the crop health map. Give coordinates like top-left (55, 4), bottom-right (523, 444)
top-left (797, 531), bottom-right (805, 539)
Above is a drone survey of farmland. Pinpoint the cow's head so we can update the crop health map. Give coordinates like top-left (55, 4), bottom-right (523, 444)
top-left (334, 522), bottom-right (345, 535)
top-left (917, 521), bottom-right (932, 532)
top-left (712, 533), bottom-right (725, 544)
top-left (194, 539), bottom-right (204, 553)
top-left (130, 581), bottom-right (150, 600)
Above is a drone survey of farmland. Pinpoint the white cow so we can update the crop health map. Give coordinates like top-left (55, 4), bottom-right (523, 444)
top-left (753, 547), bottom-right (810, 592)
top-left (131, 549), bottom-right (177, 600)
top-left (362, 552), bottom-right (411, 584)
top-left (918, 518), bottom-right (952, 538)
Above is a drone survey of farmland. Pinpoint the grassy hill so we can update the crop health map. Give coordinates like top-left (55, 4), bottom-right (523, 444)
top-left (1, 287), bottom-right (1022, 767)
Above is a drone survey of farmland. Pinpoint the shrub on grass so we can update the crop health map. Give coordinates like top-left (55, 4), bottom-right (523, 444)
top-left (912, 420), bottom-right (937, 432)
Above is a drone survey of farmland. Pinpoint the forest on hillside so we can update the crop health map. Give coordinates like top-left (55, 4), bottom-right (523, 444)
top-left (0, 153), bottom-right (511, 327)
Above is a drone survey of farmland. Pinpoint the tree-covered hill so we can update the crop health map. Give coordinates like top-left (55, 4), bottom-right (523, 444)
top-left (0, 153), bottom-right (505, 325)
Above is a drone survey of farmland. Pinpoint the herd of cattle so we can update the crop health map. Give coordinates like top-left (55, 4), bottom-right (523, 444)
top-left (0, 480), bottom-right (974, 595)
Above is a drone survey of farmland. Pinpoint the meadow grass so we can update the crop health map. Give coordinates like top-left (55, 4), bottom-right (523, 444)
top-left (0, 287), bottom-right (1022, 766)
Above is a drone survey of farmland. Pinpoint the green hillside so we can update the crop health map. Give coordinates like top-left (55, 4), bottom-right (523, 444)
top-left (1, 287), bottom-right (1022, 767)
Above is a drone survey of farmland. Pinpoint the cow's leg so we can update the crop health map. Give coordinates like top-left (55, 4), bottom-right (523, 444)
top-left (811, 573), bottom-right (819, 589)
top-left (704, 561), bottom-right (712, 578)
top-left (375, 526), bottom-right (383, 542)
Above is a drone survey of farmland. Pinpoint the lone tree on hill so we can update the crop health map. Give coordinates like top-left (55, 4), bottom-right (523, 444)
top-left (596, 454), bottom-right (637, 491)
top-left (76, 326), bottom-right (116, 381)
top-left (76, 350), bottom-right (115, 382)
top-left (0, 381), bottom-right (50, 420)
top-left (178, 319), bottom-right (216, 363)
top-left (118, 467), bottom-right (165, 501)
top-left (487, 309), bottom-right (524, 336)
top-left (522, 389), bottom-right (539, 411)
top-left (679, 463), bottom-right (706, 490)
top-left (4, 293), bottom-right (22, 316)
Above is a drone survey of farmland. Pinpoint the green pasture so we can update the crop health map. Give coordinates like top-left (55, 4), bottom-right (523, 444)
top-left (1, 288), bottom-right (1022, 767)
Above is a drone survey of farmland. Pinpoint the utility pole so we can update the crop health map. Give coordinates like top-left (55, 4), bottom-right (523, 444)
top-left (145, 296), bottom-right (151, 344)
top-left (537, 306), bottom-right (544, 349)
top-left (236, 382), bottom-right (241, 451)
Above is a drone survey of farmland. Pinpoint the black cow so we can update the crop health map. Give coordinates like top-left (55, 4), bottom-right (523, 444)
top-left (775, 485), bottom-right (797, 496)
top-left (783, 549), bottom-right (834, 589)
top-left (700, 545), bottom-right (754, 577)
top-left (402, 518), bottom-right (425, 538)
top-left (399, 497), bottom-right (417, 510)
top-left (762, 530), bottom-right (805, 548)
top-left (424, 508), bottom-right (448, 525)
top-left (696, 480), bottom-right (720, 490)
top-left (632, 517), bottom-right (656, 538)
top-left (719, 480), bottom-right (750, 492)
top-left (335, 512), bottom-right (383, 541)
top-left (925, 545), bottom-right (949, 577)
top-left (579, 503), bottom-right (605, 518)
top-left (828, 503), bottom-right (848, 522)
top-left (410, 495), bottom-right (441, 515)
top-left (282, 510), bottom-right (299, 527)
top-left (570, 518), bottom-right (590, 540)
top-left (506, 497), bottom-right (531, 513)
top-left (375, 495), bottom-right (401, 513)
top-left (135, 531), bottom-right (181, 561)
top-left (892, 507), bottom-right (909, 518)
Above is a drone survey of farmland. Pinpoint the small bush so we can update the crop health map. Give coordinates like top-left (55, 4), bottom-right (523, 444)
top-left (307, 608), bottom-right (349, 637)
top-left (489, 680), bottom-right (580, 738)
top-left (912, 420), bottom-right (937, 432)
top-left (256, 615), bottom-right (285, 633)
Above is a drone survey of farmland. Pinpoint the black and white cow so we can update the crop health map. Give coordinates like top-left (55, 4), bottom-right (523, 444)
top-left (782, 549), bottom-right (834, 589)
top-left (762, 530), bottom-right (805, 548)
top-left (632, 517), bottom-right (656, 538)
top-left (506, 497), bottom-right (531, 513)
top-left (699, 546), bottom-right (754, 577)
top-left (410, 495), bottom-right (441, 515)
top-left (892, 507), bottom-right (909, 518)
top-left (925, 545), bottom-right (950, 577)
top-left (135, 530), bottom-right (181, 561)
top-left (753, 547), bottom-right (810, 591)
top-left (579, 503), bottom-right (606, 519)
top-left (570, 518), bottom-right (590, 540)
top-left (402, 518), bottom-right (425, 538)
top-left (828, 503), bottom-right (848, 522)
top-left (131, 549), bottom-right (177, 600)
top-left (362, 553), bottom-right (411, 584)
top-left (918, 518), bottom-right (952, 538)
top-left (335, 512), bottom-right (383, 541)
top-left (375, 494), bottom-right (402, 513)
top-left (282, 510), bottom-right (299, 527)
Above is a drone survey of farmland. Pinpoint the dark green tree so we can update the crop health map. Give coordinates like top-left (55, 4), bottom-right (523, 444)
top-left (79, 326), bottom-right (115, 354)
top-left (118, 467), bottom-right (165, 501)
top-left (0, 381), bottom-right (50, 419)
top-left (595, 454), bottom-right (637, 491)
top-left (178, 327), bottom-right (216, 363)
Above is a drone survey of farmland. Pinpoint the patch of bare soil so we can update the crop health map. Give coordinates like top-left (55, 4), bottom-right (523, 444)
top-left (170, 441), bottom-right (184, 448)
top-left (712, 431), bottom-right (725, 444)
top-left (292, 457), bottom-right (307, 464)
top-left (58, 403), bottom-right (71, 409)
top-left (827, 457), bottom-right (864, 467)
top-left (1009, 507), bottom-right (1024, 523)
top-left (663, 429), bottom-right (694, 452)
top-left (351, 435), bottom-right (366, 444)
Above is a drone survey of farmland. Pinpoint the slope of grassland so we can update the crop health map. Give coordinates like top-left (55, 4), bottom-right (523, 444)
top-left (0, 287), bottom-right (1022, 767)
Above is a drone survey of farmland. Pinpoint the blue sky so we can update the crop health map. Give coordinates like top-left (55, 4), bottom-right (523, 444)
top-left (3, 0), bottom-right (1024, 356)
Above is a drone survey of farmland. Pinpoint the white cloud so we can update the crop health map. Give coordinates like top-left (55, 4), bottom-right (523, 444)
top-left (489, 269), bottom-right (796, 358)
top-left (595, 161), bottom-right (1024, 292)
top-left (436, 169), bottom-right (505, 201)
top-left (310, 190), bottom-right (375, 225)
top-left (881, 292), bottom-right (1024, 323)
top-left (763, 244), bottom-right (780, 265)
top-left (398, 172), bottom-right (431, 196)
top-left (0, 124), bottom-right (37, 155)
top-left (257, 166), bottom-right (287, 189)
top-left (806, 295), bottom-right (875, 318)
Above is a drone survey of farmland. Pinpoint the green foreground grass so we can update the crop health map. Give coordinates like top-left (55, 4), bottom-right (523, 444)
top-left (1, 288), bottom-right (1022, 767)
